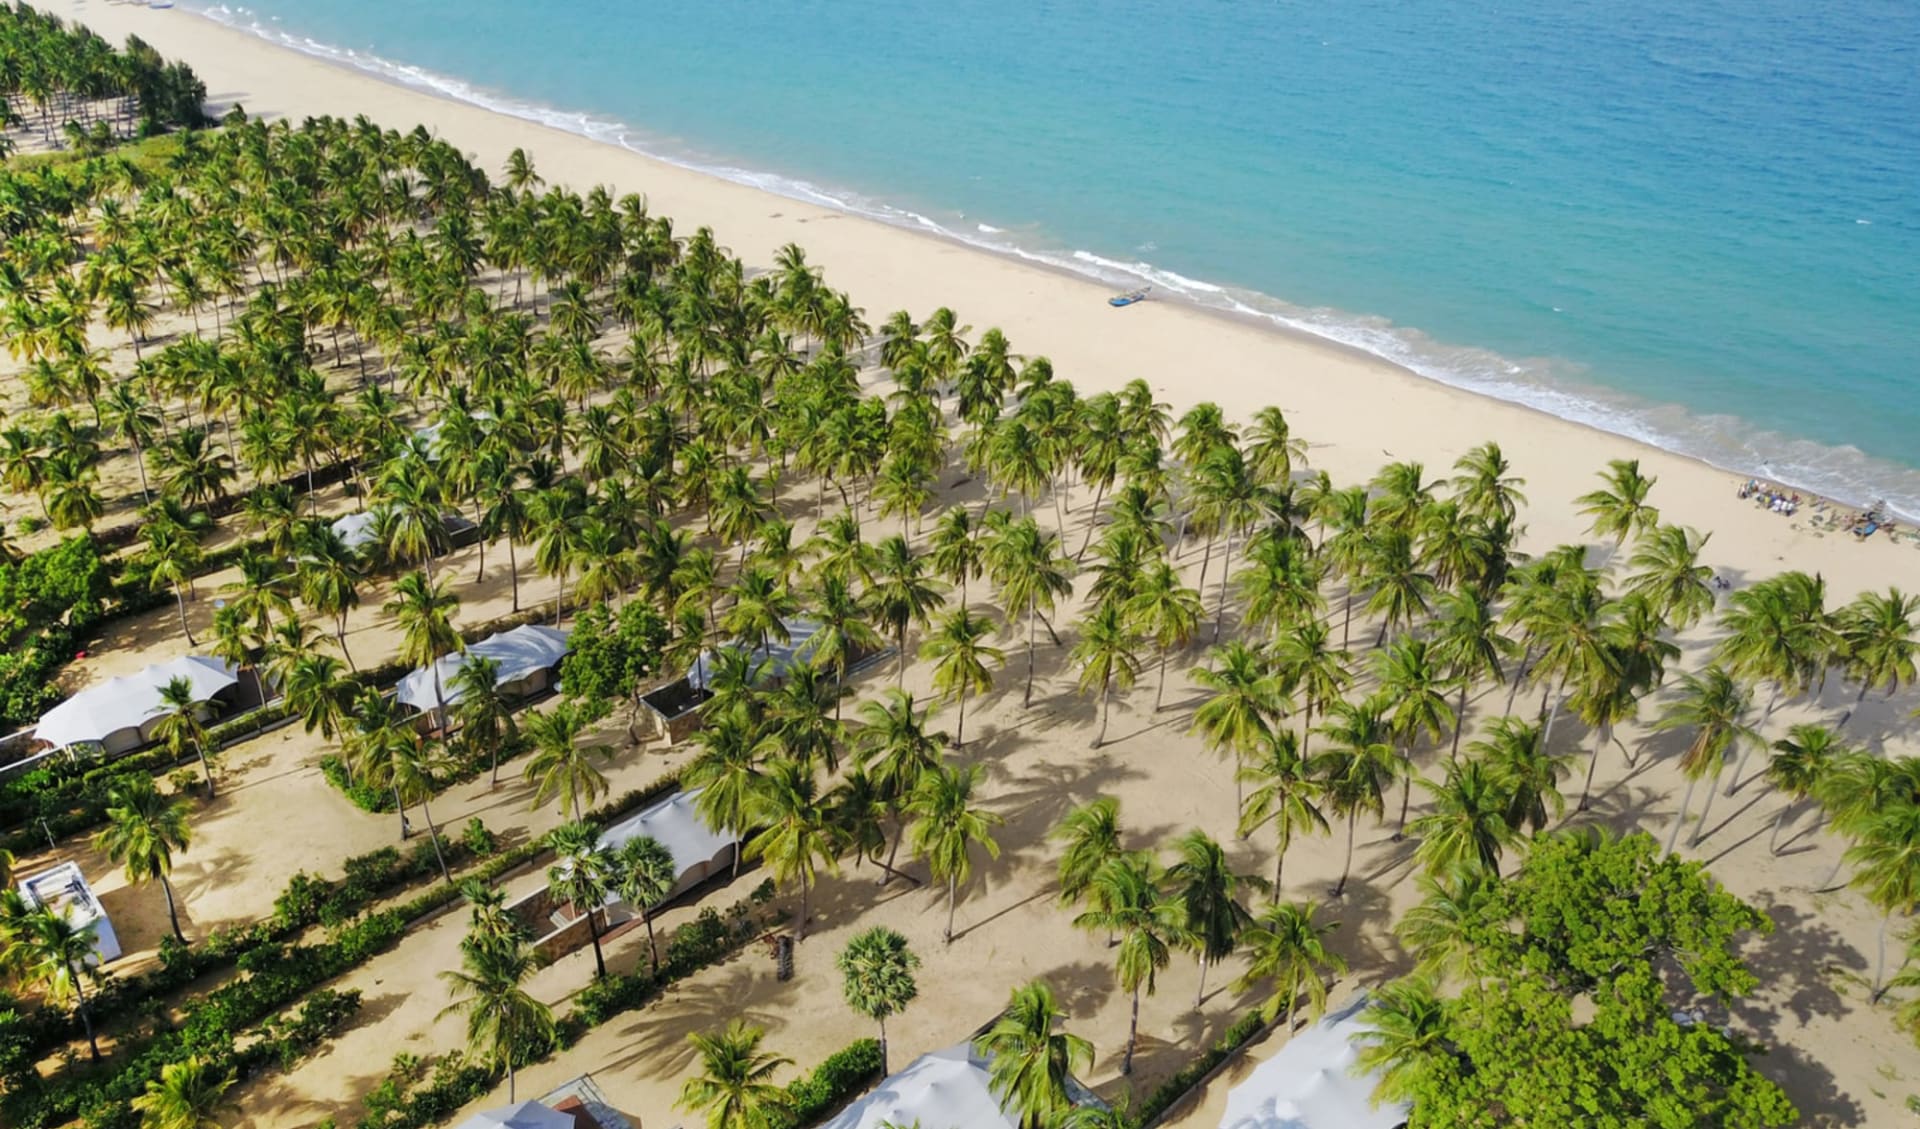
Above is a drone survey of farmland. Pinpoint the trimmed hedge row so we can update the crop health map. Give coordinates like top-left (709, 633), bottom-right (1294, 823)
top-left (1133, 1009), bottom-right (1268, 1127)
top-left (778, 1038), bottom-right (885, 1128)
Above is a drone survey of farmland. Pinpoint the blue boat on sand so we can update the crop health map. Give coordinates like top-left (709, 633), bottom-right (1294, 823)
top-left (1108, 286), bottom-right (1151, 308)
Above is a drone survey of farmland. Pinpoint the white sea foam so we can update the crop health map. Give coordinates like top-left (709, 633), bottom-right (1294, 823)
top-left (185, 3), bottom-right (1920, 521)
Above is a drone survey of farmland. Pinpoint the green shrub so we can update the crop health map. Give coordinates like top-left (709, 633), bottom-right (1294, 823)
top-left (776, 1038), bottom-right (884, 1128)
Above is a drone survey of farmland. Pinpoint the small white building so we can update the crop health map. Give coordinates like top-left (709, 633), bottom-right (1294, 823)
top-left (19, 862), bottom-right (121, 965)
top-left (1218, 992), bottom-right (1409, 1129)
top-left (819, 1040), bottom-right (1102, 1129)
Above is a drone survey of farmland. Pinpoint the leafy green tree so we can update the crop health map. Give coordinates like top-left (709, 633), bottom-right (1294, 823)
top-left (677, 1020), bottom-right (794, 1129)
top-left (93, 776), bottom-right (194, 944)
top-left (559, 600), bottom-right (670, 744)
top-left (837, 925), bottom-right (920, 1075)
top-left (1236, 900), bottom-right (1346, 1029)
top-left (974, 980), bottom-right (1094, 1129)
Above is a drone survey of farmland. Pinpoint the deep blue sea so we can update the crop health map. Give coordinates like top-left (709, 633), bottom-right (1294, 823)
top-left (193, 0), bottom-right (1920, 515)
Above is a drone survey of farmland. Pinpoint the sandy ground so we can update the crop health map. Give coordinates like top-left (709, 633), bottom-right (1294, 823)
top-left (4, 3), bottom-right (1918, 1128)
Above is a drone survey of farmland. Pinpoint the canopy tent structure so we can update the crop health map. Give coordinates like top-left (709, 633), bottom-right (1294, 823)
top-left (596, 786), bottom-right (739, 902)
top-left (686, 617), bottom-right (825, 691)
top-left (1218, 993), bottom-right (1408, 1129)
top-left (453, 1101), bottom-right (573, 1129)
top-left (819, 1041), bottom-right (1102, 1129)
top-left (33, 655), bottom-right (239, 754)
top-left (395, 624), bottom-right (571, 713)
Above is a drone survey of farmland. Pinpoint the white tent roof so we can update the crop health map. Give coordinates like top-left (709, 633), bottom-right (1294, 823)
top-left (453, 1101), bottom-right (572, 1129)
top-left (332, 509), bottom-right (381, 552)
top-left (1219, 993), bottom-right (1407, 1129)
top-left (396, 624), bottom-right (571, 711)
top-left (819, 1042), bottom-right (1017, 1129)
top-left (598, 787), bottom-right (739, 887)
top-left (33, 655), bottom-right (239, 750)
top-left (687, 617), bottom-right (824, 691)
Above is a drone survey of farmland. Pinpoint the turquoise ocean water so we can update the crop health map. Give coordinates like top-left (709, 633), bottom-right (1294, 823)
top-left (191, 0), bottom-right (1920, 516)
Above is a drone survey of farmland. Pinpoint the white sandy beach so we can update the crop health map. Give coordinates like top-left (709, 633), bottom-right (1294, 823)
top-left (11, 4), bottom-right (1920, 1129)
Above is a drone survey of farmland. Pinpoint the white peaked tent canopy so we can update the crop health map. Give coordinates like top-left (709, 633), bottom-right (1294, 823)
top-left (596, 787), bottom-right (739, 902)
top-left (331, 509), bottom-right (382, 553)
top-left (34, 655), bottom-right (239, 752)
top-left (396, 624), bottom-right (571, 711)
top-left (687, 618), bottom-right (825, 690)
top-left (453, 1101), bottom-right (572, 1129)
top-left (1218, 993), bottom-right (1408, 1129)
top-left (818, 1042), bottom-right (1020, 1129)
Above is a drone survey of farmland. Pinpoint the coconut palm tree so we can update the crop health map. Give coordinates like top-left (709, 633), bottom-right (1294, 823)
top-left (1273, 619), bottom-right (1351, 762)
top-left (986, 516), bottom-right (1076, 707)
top-left (1317, 696), bottom-right (1397, 897)
top-left (855, 690), bottom-right (947, 886)
top-left (1124, 558), bottom-right (1204, 712)
top-left (908, 759), bottom-right (1003, 943)
top-left (974, 980), bottom-right (1094, 1129)
top-left (11, 907), bottom-right (102, 1060)
top-left (1765, 725), bottom-right (1846, 855)
top-left (1190, 642), bottom-right (1287, 807)
top-left (1577, 458), bottom-right (1659, 560)
top-left (93, 776), bottom-right (194, 944)
top-left (438, 938), bottom-right (555, 1102)
top-left (1427, 591), bottom-right (1514, 761)
top-left (746, 756), bottom-right (840, 940)
top-left (1072, 854), bottom-right (1185, 1074)
top-left (523, 702), bottom-right (611, 821)
top-left (809, 572), bottom-right (884, 718)
top-left (920, 609), bottom-right (1005, 748)
top-left (131, 1056), bottom-right (237, 1129)
top-left (295, 522), bottom-right (365, 668)
top-left (1165, 828), bottom-right (1262, 1008)
top-left (928, 506), bottom-right (985, 610)
top-left (1361, 527), bottom-right (1435, 646)
top-left (1409, 760), bottom-right (1516, 877)
top-left (837, 925), bottom-right (920, 1076)
top-left (677, 1020), bottom-right (795, 1129)
top-left (1354, 975), bottom-right (1451, 1105)
top-left (1375, 638), bottom-right (1457, 837)
top-left (151, 676), bottom-right (217, 798)
top-left (1450, 441), bottom-right (1527, 526)
top-left (1624, 523), bottom-right (1716, 631)
top-left (283, 651), bottom-right (355, 742)
top-left (546, 821), bottom-right (616, 979)
top-left (685, 708), bottom-right (765, 877)
top-left (1845, 801), bottom-right (1920, 1002)
top-left (1836, 588), bottom-right (1919, 728)
top-left (450, 655), bottom-right (519, 786)
top-left (1071, 600), bottom-right (1143, 749)
top-left (1654, 666), bottom-right (1756, 852)
top-left (384, 570), bottom-right (463, 727)
top-left (1237, 728), bottom-right (1329, 893)
top-left (1472, 717), bottom-right (1565, 835)
top-left (1236, 900), bottom-right (1347, 1029)
top-left (865, 533), bottom-right (948, 692)
top-left (613, 836), bottom-right (678, 974)
top-left (1395, 869), bottom-right (1498, 983)
top-left (139, 519), bottom-right (204, 645)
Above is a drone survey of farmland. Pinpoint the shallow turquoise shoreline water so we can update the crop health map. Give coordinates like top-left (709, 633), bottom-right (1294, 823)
top-left (191, 0), bottom-right (1920, 515)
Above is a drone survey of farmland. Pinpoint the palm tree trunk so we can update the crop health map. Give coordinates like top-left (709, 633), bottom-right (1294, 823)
top-left (1540, 673), bottom-right (1568, 752)
top-left (69, 960), bottom-right (100, 1062)
top-left (956, 687), bottom-right (968, 748)
top-left (945, 875), bottom-right (957, 943)
top-left (1024, 601), bottom-right (1038, 707)
top-left (1124, 985), bottom-right (1141, 1075)
top-left (1689, 775), bottom-right (1720, 847)
top-left (1194, 955), bottom-right (1209, 1009)
top-left (160, 874), bottom-right (187, 943)
top-left (643, 910), bottom-right (659, 974)
top-left (1334, 810), bottom-right (1357, 896)
top-left (421, 796), bottom-right (452, 882)
top-left (1211, 534), bottom-right (1235, 644)
top-left (507, 539), bottom-right (522, 612)
top-left (1577, 722), bottom-right (1607, 811)
top-left (798, 878), bottom-right (810, 940)
top-left (1275, 824), bottom-right (1291, 893)
top-left (897, 626), bottom-right (908, 692)
top-left (1395, 749), bottom-right (1413, 839)
top-left (587, 908), bottom-right (607, 978)
top-left (1666, 776), bottom-right (1696, 855)
top-left (1094, 677), bottom-right (1111, 748)
top-left (1727, 684), bottom-right (1781, 796)
top-left (175, 583), bottom-right (196, 645)
top-left (1450, 682), bottom-right (1470, 762)
top-left (195, 740), bottom-right (216, 799)
top-left (336, 613), bottom-right (357, 671)
top-left (1155, 650), bottom-right (1170, 712)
